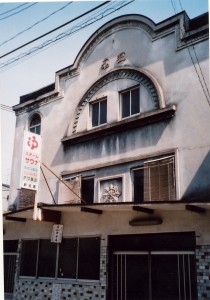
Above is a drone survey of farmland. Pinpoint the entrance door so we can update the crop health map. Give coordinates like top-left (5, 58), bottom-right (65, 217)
top-left (112, 253), bottom-right (149, 300)
top-left (111, 252), bottom-right (197, 300)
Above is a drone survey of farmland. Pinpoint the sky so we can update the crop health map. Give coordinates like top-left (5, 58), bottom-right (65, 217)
top-left (0, 0), bottom-right (209, 185)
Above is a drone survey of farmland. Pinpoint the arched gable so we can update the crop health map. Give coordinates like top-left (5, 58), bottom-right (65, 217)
top-left (57, 15), bottom-right (156, 78)
top-left (72, 67), bottom-right (164, 134)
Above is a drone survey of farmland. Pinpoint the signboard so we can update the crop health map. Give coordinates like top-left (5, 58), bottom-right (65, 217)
top-left (52, 284), bottom-right (62, 300)
top-left (20, 130), bottom-right (41, 190)
top-left (51, 224), bottom-right (63, 243)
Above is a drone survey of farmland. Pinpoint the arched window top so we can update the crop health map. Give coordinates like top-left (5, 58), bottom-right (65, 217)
top-left (29, 113), bottom-right (41, 135)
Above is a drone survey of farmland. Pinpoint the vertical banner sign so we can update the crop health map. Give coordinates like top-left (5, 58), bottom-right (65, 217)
top-left (51, 225), bottom-right (63, 243)
top-left (20, 130), bottom-right (41, 190)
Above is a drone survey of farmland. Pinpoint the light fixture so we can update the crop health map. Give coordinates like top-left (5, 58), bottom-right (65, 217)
top-left (129, 217), bottom-right (162, 226)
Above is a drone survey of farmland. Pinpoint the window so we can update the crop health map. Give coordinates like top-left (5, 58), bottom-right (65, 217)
top-left (59, 176), bottom-right (94, 205)
top-left (20, 237), bottom-right (101, 280)
top-left (4, 240), bottom-right (18, 294)
top-left (20, 240), bottom-right (38, 277)
top-left (121, 86), bottom-right (140, 118)
top-left (29, 113), bottom-right (41, 134)
top-left (133, 156), bottom-right (176, 202)
top-left (59, 176), bottom-right (81, 204)
top-left (37, 239), bottom-right (57, 277)
top-left (81, 177), bottom-right (94, 204)
top-left (92, 99), bottom-right (107, 127)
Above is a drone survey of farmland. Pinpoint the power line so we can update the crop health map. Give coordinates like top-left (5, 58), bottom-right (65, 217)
top-left (0, 2), bottom-right (72, 48)
top-left (0, 3), bottom-right (29, 16)
top-left (0, 0), bottom-right (134, 71)
top-left (170, 0), bottom-right (210, 106)
top-left (0, 1), bottom-right (109, 59)
top-left (0, 104), bottom-right (13, 112)
top-left (177, 0), bottom-right (210, 99)
top-left (0, 3), bottom-right (37, 22)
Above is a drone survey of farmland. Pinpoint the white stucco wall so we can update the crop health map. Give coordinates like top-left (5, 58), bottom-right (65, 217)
top-left (8, 14), bottom-right (209, 242)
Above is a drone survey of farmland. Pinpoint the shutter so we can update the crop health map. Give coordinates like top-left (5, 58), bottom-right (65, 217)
top-left (144, 156), bottom-right (175, 201)
top-left (58, 176), bottom-right (81, 204)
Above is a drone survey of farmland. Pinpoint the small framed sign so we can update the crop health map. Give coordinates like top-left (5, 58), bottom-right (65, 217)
top-left (51, 224), bottom-right (63, 243)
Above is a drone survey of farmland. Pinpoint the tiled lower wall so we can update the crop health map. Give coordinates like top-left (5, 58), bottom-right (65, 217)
top-left (196, 245), bottom-right (210, 300)
top-left (14, 282), bottom-right (105, 300)
top-left (13, 240), bottom-right (107, 300)
top-left (12, 243), bottom-right (210, 300)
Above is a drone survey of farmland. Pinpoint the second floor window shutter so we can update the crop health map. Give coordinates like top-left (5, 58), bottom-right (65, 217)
top-left (144, 156), bottom-right (176, 201)
top-left (58, 176), bottom-right (81, 204)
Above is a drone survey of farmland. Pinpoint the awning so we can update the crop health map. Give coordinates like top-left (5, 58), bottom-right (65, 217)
top-left (3, 206), bottom-right (34, 222)
top-left (37, 201), bottom-right (210, 215)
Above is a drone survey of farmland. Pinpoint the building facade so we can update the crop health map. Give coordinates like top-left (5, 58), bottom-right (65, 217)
top-left (3, 12), bottom-right (210, 300)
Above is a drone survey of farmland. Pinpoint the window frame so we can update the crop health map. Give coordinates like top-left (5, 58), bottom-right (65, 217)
top-left (131, 154), bottom-right (176, 203)
top-left (90, 97), bottom-right (107, 128)
top-left (19, 237), bottom-right (101, 282)
top-left (120, 85), bottom-right (140, 119)
top-left (29, 113), bottom-right (41, 135)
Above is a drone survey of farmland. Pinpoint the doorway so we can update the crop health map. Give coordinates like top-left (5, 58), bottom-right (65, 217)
top-left (108, 233), bottom-right (197, 300)
top-left (111, 251), bottom-right (197, 300)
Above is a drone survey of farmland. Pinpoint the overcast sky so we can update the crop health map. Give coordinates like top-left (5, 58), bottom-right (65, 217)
top-left (0, 0), bottom-right (208, 185)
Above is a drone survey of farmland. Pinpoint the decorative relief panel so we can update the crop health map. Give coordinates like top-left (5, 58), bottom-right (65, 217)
top-left (101, 58), bottom-right (109, 70)
top-left (100, 177), bottom-right (122, 203)
top-left (116, 52), bottom-right (126, 63)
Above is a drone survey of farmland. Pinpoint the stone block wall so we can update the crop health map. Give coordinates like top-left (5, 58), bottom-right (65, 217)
top-left (18, 188), bottom-right (36, 209)
top-left (196, 245), bottom-right (210, 300)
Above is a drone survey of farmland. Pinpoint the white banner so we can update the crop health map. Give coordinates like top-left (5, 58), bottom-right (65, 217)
top-left (20, 130), bottom-right (41, 190)
top-left (51, 224), bottom-right (63, 243)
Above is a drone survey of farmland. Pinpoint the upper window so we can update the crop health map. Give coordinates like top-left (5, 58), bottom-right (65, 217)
top-left (133, 155), bottom-right (176, 202)
top-left (121, 86), bottom-right (140, 118)
top-left (81, 176), bottom-right (94, 204)
top-left (59, 176), bottom-right (94, 204)
top-left (92, 99), bottom-right (107, 127)
top-left (29, 113), bottom-right (41, 135)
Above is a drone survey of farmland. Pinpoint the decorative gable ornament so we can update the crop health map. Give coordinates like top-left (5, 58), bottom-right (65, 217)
top-left (101, 184), bottom-right (121, 202)
top-left (101, 58), bottom-right (109, 70)
top-left (117, 52), bottom-right (126, 63)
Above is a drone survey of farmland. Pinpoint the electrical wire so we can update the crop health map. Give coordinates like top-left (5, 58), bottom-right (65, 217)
top-left (170, 0), bottom-right (210, 106)
top-left (0, 1), bottom-right (109, 59)
top-left (40, 166), bottom-right (57, 205)
top-left (0, 104), bottom-right (14, 112)
top-left (41, 162), bottom-right (86, 204)
top-left (0, 104), bottom-right (13, 109)
top-left (0, 3), bottom-right (37, 21)
top-left (0, 104), bottom-right (13, 111)
top-left (0, 0), bottom-right (134, 71)
top-left (0, 2), bottom-right (72, 48)
top-left (0, 3), bottom-right (29, 16)
top-left (177, 0), bottom-right (210, 99)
